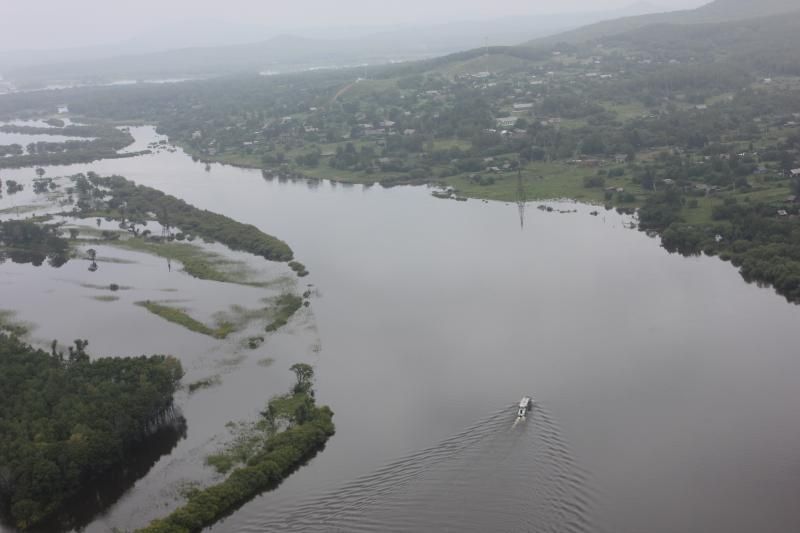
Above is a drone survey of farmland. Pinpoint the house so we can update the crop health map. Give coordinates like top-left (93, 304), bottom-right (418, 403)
top-left (403, 129), bottom-right (416, 136)
top-left (778, 210), bottom-right (789, 217)
top-left (614, 154), bottom-right (627, 164)
top-left (790, 169), bottom-right (800, 177)
top-left (496, 117), bottom-right (518, 128)
top-left (57, 105), bottom-right (69, 114)
top-left (513, 103), bottom-right (534, 111)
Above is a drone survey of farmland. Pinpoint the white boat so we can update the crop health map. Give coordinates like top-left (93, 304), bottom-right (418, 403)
top-left (517, 396), bottom-right (532, 418)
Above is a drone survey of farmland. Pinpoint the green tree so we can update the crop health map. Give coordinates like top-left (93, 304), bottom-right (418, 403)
top-left (290, 363), bottom-right (314, 394)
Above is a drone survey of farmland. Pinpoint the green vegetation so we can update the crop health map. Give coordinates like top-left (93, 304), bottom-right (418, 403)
top-left (0, 124), bottom-right (144, 169)
top-left (73, 173), bottom-right (294, 263)
top-left (265, 294), bottom-right (304, 332)
top-left (91, 295), bottom-right (120, 302)
top-left (288, 260), bottom-right (309, 277)
top-left (135, 301), bottom-right (236, 339)
top-left (0, 219), bottom-right (70, 267)
top-left (111, 237), bottom-right (261, 285)
top-left (247, 336), bottom-right (265, 349)
top-left (0, 333), bottom-right (183, 530)
top-left (0, 310), bottom-right (29, 337)
top-left (186, 375), bottom-right (222, 394)
top-left (139, 364), bottom-right (334, 533)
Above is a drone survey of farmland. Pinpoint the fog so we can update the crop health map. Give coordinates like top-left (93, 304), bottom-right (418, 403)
top-left (3, 0), bottom-right (708, 52)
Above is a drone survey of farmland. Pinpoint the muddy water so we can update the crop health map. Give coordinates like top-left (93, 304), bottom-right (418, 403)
top-left (2, 127), bottom-right (800, 533)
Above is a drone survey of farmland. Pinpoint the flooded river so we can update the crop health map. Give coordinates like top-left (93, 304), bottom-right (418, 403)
top-left (2, 126), bottom-right (800, 533)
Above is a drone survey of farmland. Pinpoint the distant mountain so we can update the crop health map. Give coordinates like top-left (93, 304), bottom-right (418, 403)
top-left (527, 0), bottom-right (800, 45)
top-left (0, 3), bottom-right (669, 88)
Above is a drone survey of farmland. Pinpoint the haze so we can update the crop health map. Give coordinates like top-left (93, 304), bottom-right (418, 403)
top-left (3, 0), bottom-right (707, 51)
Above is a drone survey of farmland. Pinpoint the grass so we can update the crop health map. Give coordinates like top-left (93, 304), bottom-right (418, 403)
top-left (80, 283), bottom-right (131, 291)
top-left (110, 237), bottom-right (266, 286)
top-left (604, 101), bottom-right (649, 121)
top-left (136, 301), bottom-right (236, 339)
top-left (265, 294), bottom-right (304, 332)
top-left (0, 204), bottom-right (43, 215)
top-left (91, 295), bottom-right (120, 302)
top-left (444, 161), bottom-right (605, 203)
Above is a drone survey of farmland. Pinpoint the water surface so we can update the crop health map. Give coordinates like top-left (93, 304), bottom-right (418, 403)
top-left (2, 127), bottom-right (799, 533)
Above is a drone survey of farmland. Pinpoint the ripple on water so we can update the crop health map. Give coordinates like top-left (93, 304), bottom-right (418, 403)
top-left (246, 404), bottom-right (595, 533)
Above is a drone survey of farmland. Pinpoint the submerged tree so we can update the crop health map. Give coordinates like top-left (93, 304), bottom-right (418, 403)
top-left (290, 363), bottom-right (314, 394)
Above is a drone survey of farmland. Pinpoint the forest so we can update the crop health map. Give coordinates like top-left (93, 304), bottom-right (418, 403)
top-left (0, 333), bottom-right (183, 530)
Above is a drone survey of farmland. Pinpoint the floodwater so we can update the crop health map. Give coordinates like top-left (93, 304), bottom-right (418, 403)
top-left (2, 127), bottom-right (800, 533)
top-left (0, 120), bottom-right (91, 151)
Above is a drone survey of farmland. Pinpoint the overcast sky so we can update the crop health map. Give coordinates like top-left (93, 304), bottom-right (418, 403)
top-left (3, 0), bottom-right (708, 51)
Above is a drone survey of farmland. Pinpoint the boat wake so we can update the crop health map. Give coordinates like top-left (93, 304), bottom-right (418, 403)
top-left (246, 403), bottom-right (595, 533)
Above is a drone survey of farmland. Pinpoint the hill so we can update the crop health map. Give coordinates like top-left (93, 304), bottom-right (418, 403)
top-left (526, 0), bottom-right (800, 45)
top-left (1, 3), bottom-right (665, 89)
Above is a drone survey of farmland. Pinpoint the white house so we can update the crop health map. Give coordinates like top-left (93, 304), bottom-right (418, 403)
top-left (496, 117), bottom-right (518, 128)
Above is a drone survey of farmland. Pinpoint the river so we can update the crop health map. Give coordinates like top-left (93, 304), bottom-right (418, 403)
top-left (2, 126), bottom-right (800, 533)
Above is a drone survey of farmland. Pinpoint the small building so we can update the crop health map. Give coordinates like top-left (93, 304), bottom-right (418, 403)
top-left (513, 103), bottom-right (534, 111)
top-left (496, 117), bottom-right (518, 128)
top-left (57, 105), bottom-right (69, 114)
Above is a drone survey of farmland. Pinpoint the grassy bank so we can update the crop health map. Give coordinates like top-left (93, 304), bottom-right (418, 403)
top-left (264, 294), bottom-right (304, 332)
top-left (135, 301), bottom-right (235, 339)
top-left (111, 238), bottom-right (268, 286)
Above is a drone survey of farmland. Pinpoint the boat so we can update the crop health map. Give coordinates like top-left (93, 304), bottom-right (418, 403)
top-left (517, 396), bottom-right (532, 418)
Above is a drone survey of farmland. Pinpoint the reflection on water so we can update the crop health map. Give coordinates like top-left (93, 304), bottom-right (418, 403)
top-left (28, 417), bottom-right (187, 533)
top-left (249, 405), bottom-right (593, 533)
top-left (0, 248), bottom-right (68, 267)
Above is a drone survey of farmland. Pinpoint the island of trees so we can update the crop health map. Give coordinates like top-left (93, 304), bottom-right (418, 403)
top-left (0, 123), bottom-right (147, 169)
top-left (69, 173), bottom-right (295, 263)
top-left (139, 363), bottom-right (334, 533)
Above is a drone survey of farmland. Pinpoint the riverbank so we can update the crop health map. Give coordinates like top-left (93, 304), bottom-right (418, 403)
top-left (139, 369), bottom-right (335, 533)
top-left (177, 139), bottom-right (800, 303)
